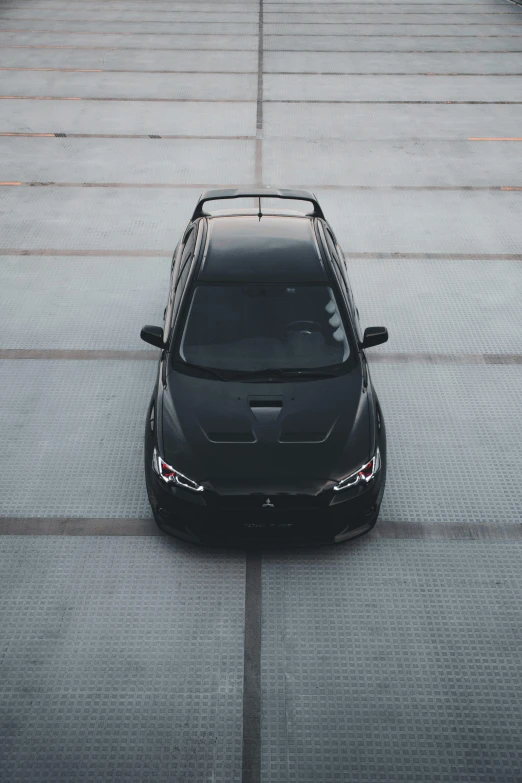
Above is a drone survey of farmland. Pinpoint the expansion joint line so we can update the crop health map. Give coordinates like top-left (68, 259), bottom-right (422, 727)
top-left (242, 552), bottom-right (262, 783)
top-left (243, 8), bottom-right (263, 781)
top-left (255, 0), bottom-right (264, 186)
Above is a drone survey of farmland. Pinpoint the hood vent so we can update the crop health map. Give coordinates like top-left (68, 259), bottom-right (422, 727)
top-left (206, 431), bottom-right (256, 443)
top-left (249, 398), bottom-right (283, 424)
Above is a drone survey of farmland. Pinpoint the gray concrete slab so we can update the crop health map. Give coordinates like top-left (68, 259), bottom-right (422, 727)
top-left (0, 71), bottom-right (256, 100)
top-left (264, 139), bottom-right (522, 186)
top-left (0, 255), bottom-right (169, 350)
top-left (269, 0), bottom-right (518, 5)
top-left (0, 31), bottom-right (258, 48)
top-left (373, 363), bottom-right (522, 526)
top-left (264, 21), bottom-right (522, 33)
top-left (2, 187), bottom-right (522, 255)
top-left (348, 258), bottom-right (522, 355)
top-left (264, 102), bottom-right (522, 139)
top-left (0, 10), bottom-right (259, 21)
top-left (0, 187), bottom-right (198, 251)
top-left (265, 73), bottom-right (522, 102)
top-left (264, 11), bottom-right (522, 21)
top-left (1, 138), bottom-right (255, 184)
top-left (0, 1), bottom-right (259, 10)
top-left (270, 1), bottom-right (519, 7)
top-left (262, 540), bottom-right (522, 783)
top-left (316, 188), bottom-right (522, 255)
top-left (0, 47), bottom-right (258, 71)
top-left (265, 50), bottom-right (522, 73)
top-left (0, 20), bottom-right (258, 33)
top-left (0, 99), bottom-right (256, 136)
top-left (0, 360), bottom-right (155, 517)
top-left (0, 536), bottom-right (244, 782)
top-left (0, 2), bottom-right (258, 11)
top-left (4, 10), bottom-right (520, 23)
top-left (264, 34), bottom-right (522, 50)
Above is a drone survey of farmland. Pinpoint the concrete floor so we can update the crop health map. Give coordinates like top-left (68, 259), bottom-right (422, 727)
top-left (1, 0), bottom-right (522, 780)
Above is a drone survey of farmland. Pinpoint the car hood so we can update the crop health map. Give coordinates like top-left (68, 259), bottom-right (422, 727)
top-left (161, 369), bottom-right (371, 494)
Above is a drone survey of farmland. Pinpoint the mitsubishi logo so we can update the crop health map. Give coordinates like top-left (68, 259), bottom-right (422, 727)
top-left (262, 497), bottom-right (275, 508)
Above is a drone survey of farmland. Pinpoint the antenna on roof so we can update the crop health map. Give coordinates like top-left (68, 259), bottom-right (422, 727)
top-left (258, 196), bottom-right (262, 221)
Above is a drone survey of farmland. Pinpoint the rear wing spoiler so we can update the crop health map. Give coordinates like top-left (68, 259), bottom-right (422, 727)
top-left (191, 188), bottom-right (325, 220)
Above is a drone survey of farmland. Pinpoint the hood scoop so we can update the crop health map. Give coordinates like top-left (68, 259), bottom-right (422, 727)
top-left (249, 398), bottom-right (283, 425)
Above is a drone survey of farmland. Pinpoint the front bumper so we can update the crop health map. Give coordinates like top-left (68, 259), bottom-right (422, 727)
top-left (146, 469), bottom-right (385, 547)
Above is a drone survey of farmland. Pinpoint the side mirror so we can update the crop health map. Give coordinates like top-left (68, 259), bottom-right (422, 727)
top-left (361, 326), bottom-right (388, 350)
top-left (140, 325), bottom-right (165, 349)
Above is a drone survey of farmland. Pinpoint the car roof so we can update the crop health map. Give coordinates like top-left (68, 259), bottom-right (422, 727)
top-left (197, 214), bottom-right (328, 283)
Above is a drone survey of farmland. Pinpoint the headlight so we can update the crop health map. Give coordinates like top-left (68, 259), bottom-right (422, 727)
top-left (333, 447), bottom-right (381, 491)
top-left (152, 448), bottom-right (204, 492)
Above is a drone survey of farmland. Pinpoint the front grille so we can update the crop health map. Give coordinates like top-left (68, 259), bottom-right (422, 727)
top-left (205, 492), bottom-right (324, 511)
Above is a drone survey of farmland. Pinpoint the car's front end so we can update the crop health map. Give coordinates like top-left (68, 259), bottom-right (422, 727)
top-left (147, 471), bottom-right (385, 548)
top-left (144, 383), bottom-right (386, 547)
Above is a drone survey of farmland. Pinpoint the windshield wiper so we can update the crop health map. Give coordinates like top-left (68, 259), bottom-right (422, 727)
top-left (228, 365), bottom-right (345, 381)
top-left (175, 362), bottom-right (346, 382)
top-left (174, 361), bottom-right (230, 382)
top-left (276, 365), bottom-right (345, 378)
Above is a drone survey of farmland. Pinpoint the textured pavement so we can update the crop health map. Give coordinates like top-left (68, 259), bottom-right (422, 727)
top-left (1, 0), bottom-right (522, 780)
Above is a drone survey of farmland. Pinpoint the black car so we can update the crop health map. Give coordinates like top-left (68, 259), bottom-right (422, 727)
top-left (141, 188), bottom-right (388, 546)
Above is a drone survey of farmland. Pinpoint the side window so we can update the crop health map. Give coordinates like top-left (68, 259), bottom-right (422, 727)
top-left (340, 250), bottom-right (363, 341)
top-left (324, 225), bottom-right (347, 272)
top-left (172, 228), bottom-right (197, 313)
top-left (164, 227), bottom-right (195, 340)
top-left (325, 227), bottom-right (363, 342)
top-left (176, 229), bottom-right (196, 284)
top-left (324, 229), bottom-right (349, 300)
top-left (324, 228), bottom-right (340, 265)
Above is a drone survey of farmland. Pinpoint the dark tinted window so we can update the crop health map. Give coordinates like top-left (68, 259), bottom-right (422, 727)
top-left (177, 229), bottom-right (196, 282)
top-left (323, 226), bottom-right (359, 331)
top-left (173, 229), bottom-right (197, 313)
top-left (178, 284), bottom-right (351, 372)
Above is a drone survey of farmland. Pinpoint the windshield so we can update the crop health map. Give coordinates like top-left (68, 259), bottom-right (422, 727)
top-left (177, 283), bottom-right (351, 373)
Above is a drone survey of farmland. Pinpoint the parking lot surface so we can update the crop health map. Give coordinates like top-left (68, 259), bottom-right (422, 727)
top-left (1, 0), bottom-right (522, 780)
